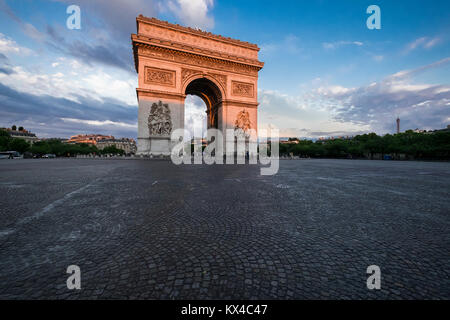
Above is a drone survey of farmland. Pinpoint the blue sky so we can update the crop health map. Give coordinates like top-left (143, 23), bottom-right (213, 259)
top-left (0, 0), bottom-right (449, 138)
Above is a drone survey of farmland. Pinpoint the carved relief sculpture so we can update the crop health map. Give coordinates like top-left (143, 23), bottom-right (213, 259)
top-left (209, 73), bottom-right (227, 90)
top-left (145, 66), bottom-right (176, 87)
top-left (232, 81), bottom-right (254, 98)
top-left (181, 68), bottom-right (227, 92)
top-left (234, 110), bottom-right (252, 137)
top-left (181, 68), bottom-right (200, 83)
top-left (138, 45), bottom-right (259, 77)
top-left (148, 101), bottom-right (173, 136)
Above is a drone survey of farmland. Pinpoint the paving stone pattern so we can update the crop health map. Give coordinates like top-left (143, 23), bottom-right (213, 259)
top-left (0, 159), bottom-right (449, 299)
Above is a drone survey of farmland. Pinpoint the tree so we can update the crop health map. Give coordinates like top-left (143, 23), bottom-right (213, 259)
top-left (18, 126), bottom-right (24, 131)
top-left (101, 145), bottom-right (124, 155)
top-left (0, 129), bottom-right (11, 151)
top-left (31, 141), bottom-right (51, 156)
top-left (11, 125), bottom-right (17, 131)
top-left (9, 138), bottom-right (30, 153)
top-left (263, 131), bottom-right (450, 160)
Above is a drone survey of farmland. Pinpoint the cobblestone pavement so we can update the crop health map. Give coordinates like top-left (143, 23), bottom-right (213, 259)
top-left (0, 158), bottom-right (449, 299)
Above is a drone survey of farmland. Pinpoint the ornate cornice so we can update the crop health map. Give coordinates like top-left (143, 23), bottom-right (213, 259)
top-left (132, 34), bottom-right (263, 69)
top-left (222, 100), bottom-right (259, 109)
top-left (133, 41), bottom-right (262, 77)
top-left (136, 15), bottom-right (260, 51)
top-left (137, 88), bottom-right (186, 101)
top-left (136, 89), bottom-right (259, 109)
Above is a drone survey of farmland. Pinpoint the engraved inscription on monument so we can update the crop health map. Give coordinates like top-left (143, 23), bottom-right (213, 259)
top-left (148, 101), bottom-right (173, 136)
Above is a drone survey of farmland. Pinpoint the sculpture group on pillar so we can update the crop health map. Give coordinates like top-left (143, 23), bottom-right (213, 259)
top-left (234, 109), bottom-right (252, 138)
top-left (148, 101), bottom-right (173, 136)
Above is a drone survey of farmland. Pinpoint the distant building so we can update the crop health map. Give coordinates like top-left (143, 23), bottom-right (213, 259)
top-left (96, 138), bottom-right (137, 155)
top-left (280, 139), bottom-right (299, 145)
top-left (66, 134), bottom-right (114, 145)
top-left (412, 125), bottom-right (449, 134)
top-left (1, 126), bottom-right (39, 144)
top-left (396, 117), bottom-right (400, 134)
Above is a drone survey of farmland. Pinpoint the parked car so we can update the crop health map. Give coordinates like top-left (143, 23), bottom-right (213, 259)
top-left (42, 154), bottom-right (56, 158)
top-left (23, 152), bottom-right (33, 159)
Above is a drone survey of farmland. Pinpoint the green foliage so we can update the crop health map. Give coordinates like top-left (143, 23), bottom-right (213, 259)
top-left (30, 140), bottom-right (99, 157)
top-left (100, 145), bottom-right (124, 155)
top-left (9, 138), bottom-right (30, 153)
top-left (0, 130), bottom-right (31, 153)
top-left (279, 131), bottom-right (450, 160)
top-left (0, 129), bottom-right (11, 151)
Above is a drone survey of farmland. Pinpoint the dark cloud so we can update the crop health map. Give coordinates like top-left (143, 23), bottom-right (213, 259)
top-left (328, 83), bottom-right (450, 132)
top-left (0, 52), bottom-right (13, 74)
top-left (0, 82), bottom-right (137, 138)
top-left (45, 24), bottom-right (134, 72)
top-left (0, 67), bottom-right (13, 75)
top-left (43, 0), bottom-right (158, 72)
top-left (1, 0), bottom-right (158, 73)
top-left (55, 0), bottom-right (157, 40)
top-left (315, 58), bottom-right (450, 133)
top-left (0, 0), bottom-right (20, 23)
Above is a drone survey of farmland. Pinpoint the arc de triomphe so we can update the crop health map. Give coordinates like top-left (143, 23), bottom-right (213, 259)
top-left (132, 15), bottom-right (264, 155)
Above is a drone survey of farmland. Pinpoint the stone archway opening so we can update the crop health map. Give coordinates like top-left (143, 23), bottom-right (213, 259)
top-left (185, 77), bottom-right (223, 133)
top-left (184, 95), bottom-right (207, 139)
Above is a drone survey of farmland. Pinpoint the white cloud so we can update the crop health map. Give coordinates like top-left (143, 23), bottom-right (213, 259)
top-left (322, 41), bottom-right (364, 50)
top-left (424, 37), bottom-right (440, 48)
top-left (257, 57), bottom-right (450, 137)
top-left (316, 85), bottom-right (355, 96)
top-left (165, 0), bottom-right (215, 30)
top-left (185, 95), bottom-right (207, 138)
top-left (0, 55), bottom-right (137, 106)
top-left (388, 57), bottom-right (450, 80)
top-left (311, 58), bottom-right (450, 133)
top-left (404, 36), bottom-right (441, 54)
top-left (61, 118), bottom-right (137, 129)
top-left (260, 34), bottom-right (303, 57)
top-left (0, 32), bottom-right (33, 56)
top-left (373, 55), bottom-right (384, 62)
top-left (258, 89), bottom-right (370, 138)
top-left (80, 71), bottom-right (137, 106)
top-left (22, 23), bottom-right (45, 42)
